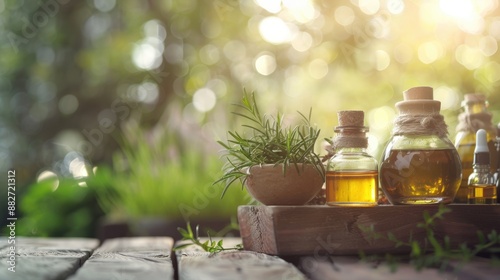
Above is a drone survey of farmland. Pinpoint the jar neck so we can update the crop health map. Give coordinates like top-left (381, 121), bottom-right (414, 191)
top-left (336, 147), bottom-right (368, 154)
top-left (464, 102), bottom-right (488, 114)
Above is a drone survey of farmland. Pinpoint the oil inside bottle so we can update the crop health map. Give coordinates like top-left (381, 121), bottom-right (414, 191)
top-left (325, 170), bottom-right (378, 206)
top-left (380, 149), bottom-right (462, 204)
top-left (468, 184), bottom-right (497, 204)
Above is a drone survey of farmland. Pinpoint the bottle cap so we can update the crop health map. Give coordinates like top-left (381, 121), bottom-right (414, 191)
top-left (337, 110), bottom-right (364, 127)
top-left (462, 93), bottom-right (487, 107)
top-left (396, 86), bottom-right (441, 115)
top-left (474, 129), bottom-right (490, 165)
top-left (333, 110), bottom-right (368, 148)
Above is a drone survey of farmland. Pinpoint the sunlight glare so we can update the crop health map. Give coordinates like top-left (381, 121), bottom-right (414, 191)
top-left (439, 0), bottom-right (486, 34)
top-left (254, 0), bottom-right (282, 13)
top-left (282, 0), bottom-right (317, 23)
top-left (259, 16), bottom-right (294, 44)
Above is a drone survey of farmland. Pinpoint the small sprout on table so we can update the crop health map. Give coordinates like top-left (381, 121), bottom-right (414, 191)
top-left (174, 222), bottom-right (243, 253)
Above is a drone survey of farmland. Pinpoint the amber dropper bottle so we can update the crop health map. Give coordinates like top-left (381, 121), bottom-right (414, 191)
top-left (468, 129), bottom-right (497, 204)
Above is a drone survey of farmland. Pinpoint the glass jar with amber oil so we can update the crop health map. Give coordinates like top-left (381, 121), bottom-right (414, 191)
top-left (326, 111), bottom-right (378, 206)
top-left (380, 86), bottom-right (462, 205)
top-left (454, 94), bottom-right (497, 203)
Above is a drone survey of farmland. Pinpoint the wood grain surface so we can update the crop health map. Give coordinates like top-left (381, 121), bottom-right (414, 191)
top-left (238, 205), bottom-right (500, 256)
top-left (0, 237), bottom-right (98, 280)
top-left (67, 237), bottom-right (174, 280)
top-left (296, 255), bottom-right (500, 280)
top-left (175, 237), bottom-right (306, 280)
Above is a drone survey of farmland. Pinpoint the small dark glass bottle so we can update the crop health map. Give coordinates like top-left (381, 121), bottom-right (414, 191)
top-left (468, 129), bottom-right (496, 204)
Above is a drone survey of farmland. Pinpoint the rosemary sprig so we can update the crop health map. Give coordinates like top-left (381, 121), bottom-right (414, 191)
top-left (214, 90), bottom-right (324, 198)
top-left (174, 222), bottom-right (243, 253)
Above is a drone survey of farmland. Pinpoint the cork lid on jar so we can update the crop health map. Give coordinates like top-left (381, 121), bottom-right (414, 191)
top-left (337, 110), bottom-right (365, 128)
top-left (395, 86), bottom-right (441, 115)
top-left (462, 93), bottom-right (488, 107)
top-left (334, 110), bottom-right (368, 141)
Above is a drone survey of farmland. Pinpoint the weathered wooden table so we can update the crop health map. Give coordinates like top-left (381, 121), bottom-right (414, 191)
top-left (1, 236), bottom-right (499, 280)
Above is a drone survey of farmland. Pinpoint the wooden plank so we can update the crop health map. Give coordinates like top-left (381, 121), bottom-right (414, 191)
top-left (175, 237), bottom-right (306, 280)
top-left (67, 237), bottom-right (174, 280)
top-left (0, 237), bottom-right (99, 280)
top-left (297, 256), bottom-right (500, 280)
top-left (238, 205), bottom-right (500, 255)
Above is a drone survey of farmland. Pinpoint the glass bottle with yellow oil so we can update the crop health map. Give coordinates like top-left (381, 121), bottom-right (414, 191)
top-left (454, 94), bottom-right (497, 203)
top-left (326, 110), bottom-right (378, 206)
top-left (468, 129), bottom-right (497, 204)
top-left (379, 86), bottom-right (462, 205)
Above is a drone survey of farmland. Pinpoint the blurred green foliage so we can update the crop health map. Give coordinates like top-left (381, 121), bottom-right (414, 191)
top-left (15, 177), bottom-right (102, 237)
top-left (90, 118), bottom-right (252, 222)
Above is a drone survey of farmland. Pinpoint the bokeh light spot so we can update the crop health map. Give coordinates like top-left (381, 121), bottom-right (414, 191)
top-left (259, 16), bottom-right (293, 44)
top-left (254, 0), bottom-right (281, 13)
top-left (200, 44), bottom-right (220, 65)
top-left (59, 95), bottom-right (79, 115)
top-left (291, 32), bottom-right (313, 52)
top-left (144, 19), bottom-right (167, 41)
top-left (455, 44), bottom-right (483, 70)
top-left (37, 170), bottom-right (59, 191)
top-left (479, 35), bottom-right (498, 56)
top-left (282, 0), bottom-right (317, 23)
top-left (368, 106), bottom-right (396, 130)
top-left (308, 59), bottom-right (328, 79)
top-left (94, 0), bottom-right (116, 12)
top-left (483, 61), bottom-right (500, 83)
top-left (132, 39), bottom-right (163, 70)
top-left (434, 86), bottom-right (460, 110)
top-left (334, 6), bottom-right (355, 26)
top-left (387, 0), bottom-right (404, 14)
top-left (359, 0), bottom-right (380, 15)
top-left (193, 88), bottom-right (216, 112)
top-left (255, 53), bottom-right (277, 76)
top-left (417, 41), bottom-right (443, 64)
top-left (375, 50), bottom-right (390, 71)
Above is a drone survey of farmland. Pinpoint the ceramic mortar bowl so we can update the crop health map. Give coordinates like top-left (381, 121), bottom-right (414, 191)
top-left (245, 164), bottom-right (324, 205)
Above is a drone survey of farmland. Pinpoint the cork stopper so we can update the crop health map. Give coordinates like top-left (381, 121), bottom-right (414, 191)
top-left (333, 110), bottom-right (368, 149)
top-left (461, 93), bottom-right (489, 114)
top-left (396, 86), bottom-right (441, 115)
top-left (337, 110), bottom-right (365, 127)
top-left (463, 93), bottom-right (486, 105)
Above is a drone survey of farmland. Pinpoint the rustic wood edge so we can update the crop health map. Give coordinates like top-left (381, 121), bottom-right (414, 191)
top-left (238, 205), bottom-right (500, 256)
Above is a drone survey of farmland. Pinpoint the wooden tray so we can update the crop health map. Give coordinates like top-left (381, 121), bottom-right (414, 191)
top-left (237, 205), bottom-right (500, 256)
